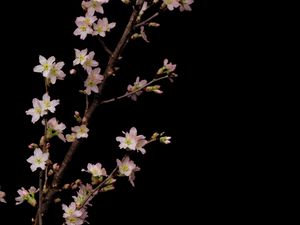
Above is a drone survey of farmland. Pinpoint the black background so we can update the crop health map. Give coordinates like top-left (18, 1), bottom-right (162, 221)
top-left (0, 0), bottom-right (256, 224)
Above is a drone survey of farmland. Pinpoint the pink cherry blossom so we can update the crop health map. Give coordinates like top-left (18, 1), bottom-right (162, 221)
top-left (47, 117), bottom-right (66, 142)
top-left (127, 77), bottom-right (147, 101)
top-left (26, 148), bottom-right (49, 172)
top-left (117, 156), bottom-right (140, 187)
top-left (33, 55), bottom-right (55, 77)
top-left (41, 93), bottom-right (60, 113)
top-left (82, 51), bottom-right (99, 73)
top-left (163, 0), bottom-right (180, 11)
top-left (25, 98), bottom-right (47, 123)
top-left (74, 21), bottom-right (93, 40)
top-left (179, 0), bottom-right (194, 12)
top-left (48, 61), bottom-right (66, 84)
top-left (116, 127), bottom-right (147, 154)
top-left (81, 163), bottom-right (107, 177)
top-left (92, 18), bottom-right (116, 37)
top-left (0, 191), bottom-right (6, 203)
top-left (71, 125), bottom-right (89, 139)
top-left (84, 67), bottom-right (104, 95)
top-left (15, 186), bottom-right (38, 206)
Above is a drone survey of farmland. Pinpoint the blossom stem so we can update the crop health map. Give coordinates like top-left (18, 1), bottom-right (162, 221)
top-left (101, 75), bottom-right (169, 104)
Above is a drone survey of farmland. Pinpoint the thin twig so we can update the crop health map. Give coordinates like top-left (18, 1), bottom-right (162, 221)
top-left (135, 12), bottom-right (159, 28)
top-left (101, 75), bottom-right (169, 104)
top-left (97, 38), bottom-right (112, 55)
top-left (78, 167), bottom-right (118, 210)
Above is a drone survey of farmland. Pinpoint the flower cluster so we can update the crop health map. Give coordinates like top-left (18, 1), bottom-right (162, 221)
top-left (33, 55), bottom-right (66, 84)
top-left (73, 49), bottom-right (104, 95)
top-left (74, 0), bottom-right (115, 40)
top-left (15, 186), bottom-right (38, 207)
top-left (25, 93), bottom-right (60, 123)
top-left (163, 0), bottom-right (194, 11)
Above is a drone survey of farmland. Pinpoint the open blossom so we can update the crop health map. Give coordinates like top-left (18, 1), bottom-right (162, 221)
top-left (157, 58), bottom-right (177, 75)
top-left (163, 0), bottom-right (180, 11)
top-left (82, 51), bottom-right (99, 73)
top-left (41, 93), bottom-right (60, 113)
top-left (127, 77), bottom-right (147, 101)
top-left (116, 127), bottom-right (147, 154)
top-left (33, 55), bottom-right (55, 77)
top-left (74, 20), bottom-right (93, 40)
top-left (73, 49), bottom-right (88, 66)
top-left (62, 202), bottom-right (87, 225)
top-left (179, 0), bottom-right (193, 11)
top-left (117, 156), bottom-right (140, 187)
top-left (0, 191), bottom-right (6, 203)
top-left (25, 98), bottom-right (47, 123)
top-left (75, 12), bottom-right (97, 26)
top-left (72, 184), bottom-right (95, 208)
top-left (82, 163), bottom-right (107, 178)
top-left (92, 18), bottom-right (116, 37)
top-left (66, 133), bottom-right (77, 142)
top-left (47, 117), bottom-right (66, 142)
top-left (26, 148), bottom-right (49, 172)
top-left (71, 125), bottom-right (89, 139)
top-left (84, 67), bottom-right (104, 95)
top-left (82, 0), bottom-right (107, 15)
top-left (48, 61), bottom-right (66, 84)
top-left (15, 186), bottom-right (38, 206)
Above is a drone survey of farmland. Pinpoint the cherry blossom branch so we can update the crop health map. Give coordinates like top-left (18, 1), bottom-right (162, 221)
top-left (101, 74), bottom-right (169, 104)
top-left (135, 12), bottom-right (159, 28)
top-left (40, 0), bottom-right (146, 217)
top-left (97, 37), bottom-right (112, 55)
top-left (78, 167), bottom-right (118, 210)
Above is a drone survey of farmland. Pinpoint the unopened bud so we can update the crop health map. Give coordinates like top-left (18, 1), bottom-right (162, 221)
top-left (70, 69), bottom-right (77, 75)
top-left (121, 0), bottom-right (131, 4)
top-left (131, 33), bottom-right (141, 40)
top-left (63, 184), bottom-right (70, 190)
top-left (160, 136), bottom-right (171, 144)
top-left (28, 143), bottom-right (38, 149)
top-left (101, 185), bottom-right (115, 192)
top-left (145, 85), bottom-right (163, 94)
top-left (48, 169), bottom-right (54, 176)
top-left (149, 22), bottom-right (160, 27)
top-left (74, 111), bottom-right (82, 123)
top-left (53, 163), bottom-right (60, 171)
top-left (54, 198), bottom-right (61, 203)
top-left (151, 132), bottom-right (160, 140)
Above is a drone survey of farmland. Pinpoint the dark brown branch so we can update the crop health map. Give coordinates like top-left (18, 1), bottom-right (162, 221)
top-left (39, 0), bottom-right (145, 218)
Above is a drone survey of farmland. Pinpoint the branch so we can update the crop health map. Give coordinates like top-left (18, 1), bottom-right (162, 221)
top-left (78, 167), bottom-right (118, 210)
top-left (97, 37), bottom-right (112, 55)
top-left (40, 0), bottom-right (146, 217)
top-left (135, 12), bottom-right (159, 28)
top-left (101, 75), bottom-right (169, 104)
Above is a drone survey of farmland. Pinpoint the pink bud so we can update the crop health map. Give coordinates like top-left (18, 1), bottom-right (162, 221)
top-left (70, 69), bottom-right (77, 75)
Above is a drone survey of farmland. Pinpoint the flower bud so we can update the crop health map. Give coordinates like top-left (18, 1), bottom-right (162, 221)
top-left (160, 136), bottom-right (171, 144)
top-left (70, 69), bottom-right (77, 75)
